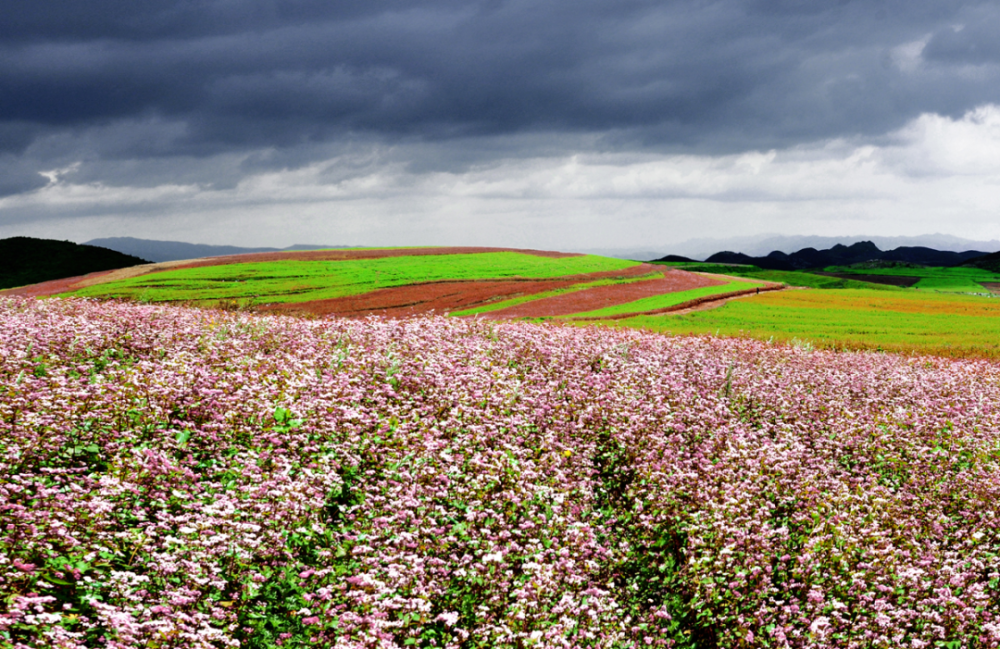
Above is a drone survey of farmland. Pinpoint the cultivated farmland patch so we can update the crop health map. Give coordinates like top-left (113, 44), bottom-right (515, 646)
top-left (479, 269), bottom-right (728, 318)
top-left (63, 250), bottom-right (642, 305)
top-left (40, 247), bottom-right (762, 322)
top-left (814, 271), bottom-right (922, 287)
top-left (622, 287), bottom-right (1000, 357)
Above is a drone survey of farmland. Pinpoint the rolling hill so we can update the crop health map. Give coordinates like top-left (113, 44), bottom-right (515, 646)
top-left (0, 237), bottom-right (150, 290)
top-left (9, 245), bottom-right (772, 320)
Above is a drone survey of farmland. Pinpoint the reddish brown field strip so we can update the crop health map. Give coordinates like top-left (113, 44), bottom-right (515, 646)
top-left (0, 269), bottom-right (119, 297)
top-left (259, 279), bottom-right (585, 317)
top-left (0, 259), bottom-right (206, 297)
top-left (980, 282), bottom-right (1000, 294)
top-left (258, 263), bottom-right (665, 317)
top-left (169, 246), bottom-right (582, 271)
top-left (481, 269), bottom-right (726, 318)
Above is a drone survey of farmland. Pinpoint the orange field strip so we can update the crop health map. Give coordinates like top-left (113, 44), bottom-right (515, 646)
top-left (752, 288), bottom-right (1000, 316)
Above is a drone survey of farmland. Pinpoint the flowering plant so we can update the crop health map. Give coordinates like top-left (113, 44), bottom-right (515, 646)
top-left (2, 297), bottom-right (1000, 648)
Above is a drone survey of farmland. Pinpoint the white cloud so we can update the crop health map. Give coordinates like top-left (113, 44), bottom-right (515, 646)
top-left (37, 162), bottom-right (81, 186)
top-left (4, 105), bottom-right (1000, 251)
top-left (890, 36), bottom-right (930, 73)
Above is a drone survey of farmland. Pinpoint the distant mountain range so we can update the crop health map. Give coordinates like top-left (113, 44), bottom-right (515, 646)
top-left (658, 234), bottom-right (1000, 261)
top-left (578, 235), bottom-right (1000, 262)
top-left (0, 237), bottom-right (149, 290)
top-left (656, 241), bottom-right (990, 270)
top-left (84, 237), bottom-right (343, 263)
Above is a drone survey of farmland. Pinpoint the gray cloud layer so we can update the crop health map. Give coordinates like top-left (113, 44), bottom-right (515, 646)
top-left (5, 2), bottom-right (1000, 151)
top-left (3, 0), bottom-right (1000, 246)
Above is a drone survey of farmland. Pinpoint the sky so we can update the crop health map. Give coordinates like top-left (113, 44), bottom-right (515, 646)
top-left (3, 0), bottom-right (1000, 254)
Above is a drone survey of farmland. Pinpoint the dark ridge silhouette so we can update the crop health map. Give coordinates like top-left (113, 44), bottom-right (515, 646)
top-left (0, 237), bottom-right (150, 290)
top-left (965, 251), bottom-right (1000, 273)
top-left (655, 254), bottom-right (696, 263)
top-left (657, 241), bottom-right (988, 269)
top-left (701, 250), bottom-right (778, 267)
top-left (879, 246), bottom-right (985, 266)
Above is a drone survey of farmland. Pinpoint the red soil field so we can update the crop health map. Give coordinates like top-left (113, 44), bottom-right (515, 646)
top-left (482, 269), bottom-right (726, 318)
top-left (259, 263), bottom-right (666, 318)
top-left (168, 246), bottom-right (581, 271)
top-left (0, 269), bottom-right (118, 298)
top-left (261, 280), bottom-right (586, 318)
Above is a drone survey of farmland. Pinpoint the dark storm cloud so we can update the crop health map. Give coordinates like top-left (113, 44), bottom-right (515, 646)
top-left (0, 155), bottom-right (48, 197)
top-left (2, 0), bottom-right (1000, 180)
top-left (924, 9), bottom-right (1000, 65)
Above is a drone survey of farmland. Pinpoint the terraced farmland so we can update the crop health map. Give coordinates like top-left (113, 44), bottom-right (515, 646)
top-left (13, 246), bottom-right (1000, 357)
top-left (17, 247), bottom-right (768, 320)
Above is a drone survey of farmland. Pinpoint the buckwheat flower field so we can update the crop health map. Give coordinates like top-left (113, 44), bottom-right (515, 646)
top-left (4, 298), bottom-right (1000, 649)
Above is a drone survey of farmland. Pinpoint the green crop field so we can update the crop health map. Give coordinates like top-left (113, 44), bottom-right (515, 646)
top-left (611, 287), bottom-right (1000, 357)
top-left (824, 265), bottom-right (1000, 293)
top-left (65, 252), bottom-right (640, 304)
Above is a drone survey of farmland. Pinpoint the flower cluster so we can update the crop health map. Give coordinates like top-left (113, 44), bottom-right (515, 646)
top-left (3, 297), bottom-right (1000, 648)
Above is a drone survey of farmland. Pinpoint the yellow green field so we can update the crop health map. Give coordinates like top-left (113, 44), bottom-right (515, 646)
top-left (609, 288), bottom-right (1000, 357)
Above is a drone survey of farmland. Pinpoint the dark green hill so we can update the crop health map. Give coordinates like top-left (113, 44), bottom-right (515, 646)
top-left (965, 251), bottom-right (1000, 273)
top-left (85, 237), bottom-right (341, 262)
top-left (0, 237), bottom-right (150, 290)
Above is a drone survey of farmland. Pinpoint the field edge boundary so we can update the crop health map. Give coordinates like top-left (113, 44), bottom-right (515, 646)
top-left (566, 283), bottom-right (785, 321)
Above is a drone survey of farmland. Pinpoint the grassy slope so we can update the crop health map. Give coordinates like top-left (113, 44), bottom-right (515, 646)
top-left (66, 252), bottom-right (640, 304)
top-left (824, 265), bottom-right (1000, 292)
top-left (0, 237), bottom-right (150, 290)
top-left (615, 288), bottom-right (1000, 357)
top-left (655, 262), bottom-right (903, 290)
